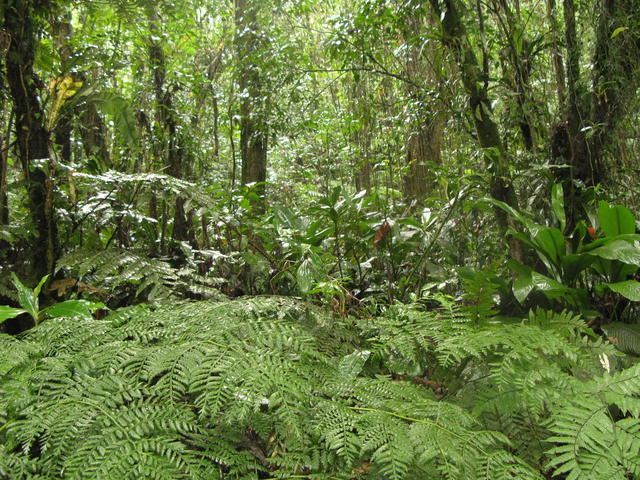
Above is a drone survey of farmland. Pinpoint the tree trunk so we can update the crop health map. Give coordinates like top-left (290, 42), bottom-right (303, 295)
top-left (546, 0), bottom-right (566, 111)
top-left (0, 30), bottom-right (11, 226)
top-left (430, 0), bottom-right (522, 261)
top-left (349, 75), bottom-right (372, 193)
top-left (147, 5), bottom-right (192, 244)
top-left (402, 9), bottom-right (445, 204)
top-left (552, 0), bottom-right (640, 229)
top-left (50, 13), bottom-right (110, 171)
top-left (50, 13), bottom-right (72, 163)
top-left (0, 119), bottom-right (9, 226)
top-left (588, 0), bottom-right (640, 178)
top-left (77, 89), bottom-right (110, 171)
top-left (4, 0), bottom-right (58, 278)
top-left (235, 0), bottom-right (267, 211)
top-left (206, 48), bottom-right (223, 163)
top-left (494, 0), bottom-right (537, 151)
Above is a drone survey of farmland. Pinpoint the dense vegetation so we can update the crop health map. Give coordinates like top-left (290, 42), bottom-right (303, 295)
top-left (1, 0), bottom-right (640, 478)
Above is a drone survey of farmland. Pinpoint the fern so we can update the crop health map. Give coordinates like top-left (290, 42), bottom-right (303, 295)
top-left (56, 248), bottom-right (226, 304)
top-left (362, 299), bottom-right (635, 475)
top-left (0, 297), bottom-right (547, 480)
top-left (2, 295), bottom-right (639, 479)
top-left (546, 365), bottom-right (640, 479)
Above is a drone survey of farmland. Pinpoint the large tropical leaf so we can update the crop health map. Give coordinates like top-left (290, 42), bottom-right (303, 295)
top-left (585, 240), bottom-right (640, 266)
top-left (0, 305), bottom-right (27, 324)
top-left (598, 202), bottom-right (636, 237)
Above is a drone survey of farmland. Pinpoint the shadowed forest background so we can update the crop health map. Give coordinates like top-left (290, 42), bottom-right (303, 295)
top-left (1, 0), bottom-right (640, 478)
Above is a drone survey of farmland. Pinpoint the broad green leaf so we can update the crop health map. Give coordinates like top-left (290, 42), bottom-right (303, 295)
top-left (296, 258), bottom-right (315, 293)
top-left (598, 202), bottom-right (636, 237)
top-left (93, 92), bottom-right (138, 147)
top-left (508, 230), bottom-right (537, 251)
top-left (510, 258), bottom-right (582, 306)
top-left (508, 260), bottom-right (534, 304)
top-left (397, 217), bottom-right (421, 227)
top-left (274, 206), bottom-right (303, 231)
top-left (43, 300), bottom-right (106, 320)
top-left (579, 233), bottom-right (640, 252)
top-left (483, 197), bottom-right (532, 229)
top-left (11, 273), bottom-right (40, 319)
top-left (585, 240), bottom-right (640, 266)
top-left (534, 228), bottom-right (565, 264)
top-left (605, 280), bottom-right (640, 302)
top-left (560, 254), bottom-right (594, 283)
top-left (551, 184), bottom-right (566, 232)
top-left (602, 322), bottom-right (640, 355)
top-left (529, 271), bottom-right (572, 299)
top-left (33, 274), bottom-right (50, 297)
top-left (338, 350), bottom-right (371, 380)
top-left (483, 197), bottom-right (543, 237)
top-left (0, 305), bottom-right (27, 324)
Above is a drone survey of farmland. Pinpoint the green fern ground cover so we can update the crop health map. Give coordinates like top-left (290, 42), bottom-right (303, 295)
top-left (1, 297), bottom-right (639, 479)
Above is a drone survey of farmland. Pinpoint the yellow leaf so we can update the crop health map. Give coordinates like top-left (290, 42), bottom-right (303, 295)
top-left (611, 26), bottom-right (627, 39)
top-left (46, 76), bottom-right (83, 131)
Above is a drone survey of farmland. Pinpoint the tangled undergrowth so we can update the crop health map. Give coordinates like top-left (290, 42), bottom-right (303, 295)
top-left (1, 296), bottom-right (638, 479)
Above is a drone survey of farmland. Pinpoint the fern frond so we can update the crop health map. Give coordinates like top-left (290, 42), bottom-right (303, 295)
top-left (2, 296), bottom-right (631, 479)
top-left (57, 248), bottom-right (177, 302)
top-left (546, 364), bottom-right (640, 479)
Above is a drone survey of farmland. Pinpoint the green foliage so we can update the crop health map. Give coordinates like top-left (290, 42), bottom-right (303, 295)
top-left (489, 190), bottom-right (640, 318)
top-left (3, 1), bottom-right (640, 478)
top-left (602, 322), bottom-right (640, 355)
top-left (1, 295), bottom-right (638, 479)
top-left (10, 273), bottom-right (48, 323)
top-left (0, 274), bottom-right (104, 327)
top-left (546, 365), bottom-right (640, 479)
top-left (360, 296), bottom-right (640, 476)
top-left (57, 248), bottom-right (225, 305)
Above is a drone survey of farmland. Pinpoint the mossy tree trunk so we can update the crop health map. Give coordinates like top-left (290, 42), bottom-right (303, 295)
top-left (235, 0), bottom-right (267, 211)
top-left (429, 0), bottom-right (522, 261)
top-left (4, 0), bottom-right (58, 279)
top-left (147, 4), bottom-right (192, 245)
top-left (553, 0), bottom-right (640, 230)
top-left (0, 29), bottom-right (10, 227)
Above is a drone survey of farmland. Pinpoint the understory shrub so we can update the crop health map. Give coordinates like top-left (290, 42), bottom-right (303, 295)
top-left (0, 297), bottom-right (638, 479)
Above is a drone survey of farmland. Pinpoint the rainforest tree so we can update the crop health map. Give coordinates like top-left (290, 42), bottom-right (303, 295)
top-left (1, 1), bottom-right (640, 478)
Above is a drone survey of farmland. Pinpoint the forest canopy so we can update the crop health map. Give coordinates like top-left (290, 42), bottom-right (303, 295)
top-left (1, 0), bottom-right (640, 478)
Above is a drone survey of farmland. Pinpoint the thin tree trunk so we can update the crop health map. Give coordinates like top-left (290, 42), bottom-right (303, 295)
top-left (546, 0), bottom-right (566, 110)
top-left (495, 0), bottom-right (537, 151)
top-left (0, 124), bottom-right (9, 225)
top-left (235, 0), bottom-right (267, 210)
top-left (77, 89), bottom-right (111, 170)
top-left (350, 75), bottom-right (372, 193)
top-left (402, 9), bottom-right (445, 204)
top-left (212, 95), bottom-right (220, 160)
top-left (147, 5), bottom-right (192, 244)
top-left (430, 0), bottom-right (522, 261)
top-left (0, 72), bottom-right (11, 226)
